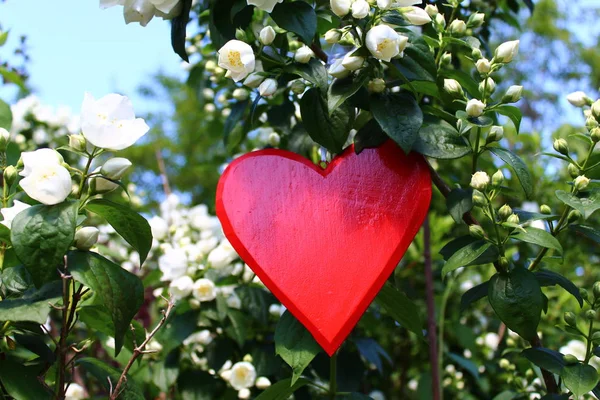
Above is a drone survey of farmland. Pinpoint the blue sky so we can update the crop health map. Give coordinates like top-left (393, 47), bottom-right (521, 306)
top-left (0, 0), bottom-right (184, 113)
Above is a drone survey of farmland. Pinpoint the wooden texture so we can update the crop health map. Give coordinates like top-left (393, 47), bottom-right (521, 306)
top-left (216, 141), bottom-right (431, 355)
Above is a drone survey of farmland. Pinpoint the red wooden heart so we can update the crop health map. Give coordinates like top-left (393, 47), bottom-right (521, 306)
top-left (216, 141), bottom-right (431, 355)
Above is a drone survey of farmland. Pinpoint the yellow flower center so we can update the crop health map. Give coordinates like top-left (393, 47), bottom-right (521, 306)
top-left (227, 50), bottom-right (243, 67)
top-left (377, 39), bottom-right (392, 53)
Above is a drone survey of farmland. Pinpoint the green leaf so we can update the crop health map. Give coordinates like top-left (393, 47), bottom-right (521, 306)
top-left (414, 119), bottom-right (471, 159)
top-left (226, 308), bottom-right (248, 347)
top-left (521, 347), bottom-right (566, 375)
top-left (0, 98), bottom-right (12, 130)
top-left (0, 31), bottom-right (8, 47)
top-left (0, 67), bottom-right (27, 91)
top-left (328, 73), bottom-right (370, 114)
top-left (86, 199), bottom-right (152, 265)
top-left (14, 333), bottom-right (56, 363)
top-left (370, 93), bottom-right (423, 153)
top-left (446, 188), bottom-right (473, 224)
top-left (375, 282), bottom-right (423, 337)
top-left (494, 105), bottom-right (522, 133)
top-left (77, 358), bottom-right (145, 400)
top-left (556, 190), bottom-right (600, 220)
top-left (0, 358), bottom-right (53, 400)
top-left (443, 70), bottom-right (481, 98)
top-left (392, 38), bottom-right (436, 82)
top-left (511, 227), bottom-right (563, 254)
top-left (235, 285), bottom-right (273, 325)
top-left (299, 88), bottom-right (354, 154)
top-left (448, 353), bottom-right (479, 379)
top-left (170, 0), bottom-right (192, 61)
top-left (68, 251), bottom-right (144, 355)
top-left (271, 2), bottom-right (317, 44)
top-left (11, 201), bottom-right (78, 287)
top-left (570, 224), bottom-right (600, 243)
top-left (514, 210), bottom-right (560, 223)
top-left (288, 59), bottom-right (328, 90)
top-left (492, 391), bottom-right (519, 400)
top-left (488, 267), bottom-right (544, 341)
top-left (442, 240), bottom-right (492, 276)
top-left (535, 270), bottom-right (583, 307)
top-left (1, 264), bottom-right (33, 294)
top-left (489, 147), bottom-right (533, 198)
top-left (460, 281), bottom-right (489, 312)
top-left (0, 281), bottom-right (62, 324)
top-left (561, 363), bottom-right (599, 398)
top-left (275, 311), bottom-right (322, 384)
top-left (0, 224), bottom-right (11, 245)
top-left (155, 310), bottom-right (199, 355)
top-left (255, 377), bottom-right (310, 400)
top-left (353, 119), bottom-right (388, 155)
top-left (224, 99), bottom-right (249, 144)
top-left (354, 338), bottom-right (392, 373)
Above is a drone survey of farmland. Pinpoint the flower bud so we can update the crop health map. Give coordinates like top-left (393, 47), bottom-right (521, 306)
top-left (499, 257), bottom-right (510, 270)
top-left (467, 12), bottom-right (485, 28)
top-left (101, 158), bottom-right (132, 180)
top-left (479, 77), bottom-right (496, 97)
top-left (470, 171), bottom-right (490, 191)
top-left (328, 59), bottom-right (350, 79)
top-left (325, 30), bottom-right (341, 44)
top-left (294, 46), bottom-right (314, 64)
top-left (268, 132), bottom-right (280, 147)
top-left (487, 126), bottom-right (504, 143)
top-left (368, 78), bottom-right (386, 93)
top-left (507, 214), bottom-right (520, 225)
top-left (466, 99), bottom-right (486, 118)
top-left (498, 204), bottom-right (512, 220)
top-left (499, 359), bottom-right (510, 369)
top-left (440, 52), bottom-right (452, 67)
top-left (91, 167), bottom-right (119, 194)
top-left (586, 310), bottom-right (597, 320)
top-left (259, 78), bottom-right (278, 97)
top-left (471, 48), bottom-right (482, 59)
top-left (594, 282), bottom-right (600, 299)
top-left (69, 134), bottom-right (87, 152)
top-left (256, 377), bottom-right (272, 390)
top-left (331, 0), bottom-right (352, 17)
top-left (568, 210), bottom-right (582, 223)
top-left (568, 163), bottom-right (580, 179)
top-left (563, 354), bottom-right (579, 364)
top-left (475, 58), bottom-right (491, 74)
top-left (580, 288), bottom-right (589, 301)
top-left (351, 0), bottom-right (370, 19)
top-left (233, 88), bottom-right (249, 101)
top-left (494, 40), bottom-right (519, 63)
top-left (469, 225), bottom-right (485, 239)
top-left (449, 20), bottom-right (467, 36)
top-left (425, 4), bottom-right (438, 17)
top-left (435, 13), bottom-right (446, 28)
top-left (377, 0), bottom-right (391, 9)
top-left (564, 311), bottom-right (577, 326)
top-left (288, 40), bottom-right (302, 51)
top-left (244, 73), bottom-right (264, 88)
top-left (235, 28), bottom-right (247, 42)
top-left (503, 85), bottom-right (523, 103)
top-left (290, 80), bottom-right (306, 94)
top-left (472, 189), bottom-right (487, 206)
top-left (0, 128), bottom-right (9, 151)
top-left (259, 26), bottom-right (276, 46)
top-left (553, 138), bottom-right (569, 155)
top-left (3, 166), bottom-right (17, 186)
top-left (574, 175), bottom-right (590, 191)
top-left (492, 170), bottom-right (504, 186)
top-left (342, 52), bottom-right (365, 71)
top-left (540, 204), bottom-right (552, 215)
top-left (592, 127), bottom-right (600, 143)
top-left (592, 331), bottom-right (600, 342)
top-left (567, 91), bottom-right (591, 107)
top-left (443, 79), bottom-right (464, 98)
top-left (74, 226), bottom-right (100, 251)
top-left (402, 6), bottom-right (432, 26)
top-left (591, 100), bottom-right (600, 120)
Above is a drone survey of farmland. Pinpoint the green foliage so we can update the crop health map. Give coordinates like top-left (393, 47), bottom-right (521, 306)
top-left (0, 98), bottom-right (11, 130)
top-left (561, 363), bottom-right (599, 398)
top-left (77, 358), bottom-right (145, 399)
top-left (375, 282), bottom-right (423, 337)
top-left (0, 281), bottom-right (61, 324)
top-left (255, 377), bottom-right (310, 400)
top-left (271, 2), bottom-right (317, 44)
top-left (370, 93), bottom-right (423, 153)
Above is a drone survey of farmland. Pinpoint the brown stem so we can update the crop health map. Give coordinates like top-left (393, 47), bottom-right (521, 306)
top-left (155, 148), bottom-right (172, 196)
top-left (56, 259), bottom-right (72, 400)
top-left (310, 44), bottom-right (328, 63)
top-left (423, 215), bottom-right (441, 400)
top-left (110, 297), bottom-right (175, 400)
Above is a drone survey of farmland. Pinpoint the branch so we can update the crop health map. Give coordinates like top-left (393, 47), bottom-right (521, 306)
top-left (155, 148), bottom-right (172, 196)
top-left (109, 296), bottom-right (175, 400)
top-left (310, 44), bottom-right (328, 63)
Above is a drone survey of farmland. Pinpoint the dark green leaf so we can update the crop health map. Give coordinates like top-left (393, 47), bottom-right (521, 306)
top-left (446, 188), bottom-right (473, 224)
top-left (489, 147), bottom-right (533, 198)
top-left (170, 0), bottom-right (192, 61)
top-left (535, 270), bottom-right (583, 307)
top-left (494, 105), bottom-right (522, 133)
top-left (514, 210), bottom-right (560, 222)
top-left (255, 377), bottom-right (310, 400)
top-left (488, 267), bottom-right (543, 340)
top-left (375, 282), bottom-right (423, 337)
top-left (275, 311), bottom-right (322, 384)
top-left (288, 59), bottom-right (328, 90)
top-left (11, 201), bottom-right (78, 287)
top-left (570, 224), bottom-right (600, 243)
top-left (178, 370), bottom-right (224, 400)
top-left (0, 223), bottom-right (11, 245)
top-left (0, 281), bottom-right (61, 324)
top-left (521, 347), bottom-right (566, 375)
top-left (156, 310), bottom-right (200, 355)
top-left (370, 93), bottom-right (423, 153)
top-left (440, 236), bottom-right (500, 266)
top-left (271, 2), bottom-right (317, 44)
top-left (493, 391), bottom-right (519, 400)
top-left (224, 99), bottom-right (249, 144)
top-left (353, 119), bottom-right (388, 154)
top-left (511, 227), bottom-right (563, 254)
top-left (235, 285), bottom-right (274, 325)
top-left (226, 308), bottom-right (248, 347)
top-left (328, 73), bottom-right (369, 113)
top-left (354, 338), bottom-right (392, 373)
top-left (1, 264), bottom-right (33, 294)
top-left (300, 88), bottom-right (353, 154)
top-left (86, 199), bottom-right (152, 265)
top-left (392, 39), bottom-right (436, 82)
top-left (68, 251), bottom-right (144, 355)
top-left (14, 333), bottom-right (56, 363)
top-left (556, 190), bottom-right (600, 220)
top-left (460, 281), bottom-right (489, 312)
top-left (414, 119), bottom-right (471, 159)
top-left (442, 240), bottom-right (492, 276)
top-left (77, 358), bottom-right (144, 400)
top-left (448, 353), bottom-right (479, 379)
top-left (443, 70), bottom-right (481, 98)
top-left (561, 363), bottom-right (599, 398)
top-left (0, 358), bottom-right (52, 400)
top-left (0, 98), bottom-right (12, 130)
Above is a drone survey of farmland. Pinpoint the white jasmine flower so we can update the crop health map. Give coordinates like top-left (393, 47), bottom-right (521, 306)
top-left (366, 25), bottom-right (408, 62)
top-left (342, 52), bottom-right (365, 71)
top-left (229, 362), bottom-right (257, 390)
top-left (494, 40), bottom-right (519, 63)
top-left (65, 383), bottom-right (87, 400)
top-left (255, 377), bottom-right (271, 389)
top-left (567, 91), bottom-right (591, 107)
top-left (246, 0), bottom-right (283, 13)
top-left (402, 6), bottom-right (431, 25)
top-left (80, 92), bottom-right (149, 150)
top-left (100, 157), bottom-right (132, 180)
top-left (259, 78), bottom-right (278, 97)
top-left (192, 278), bottom-right (217, 302)
top-left (169, 275), bottom-right (194, 299)
top-left (19, 149), bottom-right (71, 205)
top-left (331, 0), bottom-right (352, 17)
top-left (470, 171), bottom-right (490, 191)
top-left (148, 216), bottom-right (169, 240)
top-left (328, 59), bottom-right (351, 79)
top-left (259, 26), bottom-right (276, 45)
top-left (1, 200), bottom-right (31, 229)
top-left (218, 40), bottom-right (256, 83)
top-left (158, 248), bottom-right (188, 281)
top-left (294, 46), bottom-right (315, 64)
top-left (466, 99), bottom-right (485, 117)
top-left (352, 0), bottom-right (370, 19)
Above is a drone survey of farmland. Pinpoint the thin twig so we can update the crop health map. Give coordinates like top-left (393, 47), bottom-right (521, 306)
top-left (310, 44), bottom-right (328, 63)
top-left (55, 258), bottom-right (71, 400)
top-left (423, 215), bottom-right (441, 400)
top-left (109, 297), bottom-right (175, 400)
top-left (155, 148), bottom-right (172, 196)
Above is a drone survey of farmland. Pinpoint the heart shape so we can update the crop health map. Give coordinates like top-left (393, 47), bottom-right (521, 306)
top-left (216, 141), bottom-right (431, 355)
